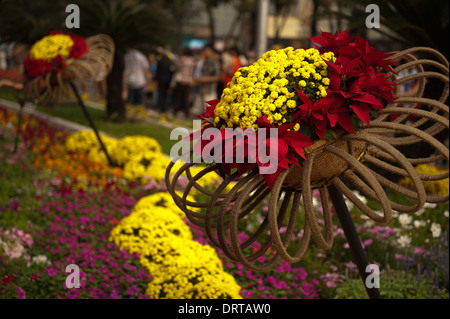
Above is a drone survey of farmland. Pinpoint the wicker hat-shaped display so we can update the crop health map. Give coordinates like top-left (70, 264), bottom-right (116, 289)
top-left (166, 31), bottom-right (449, 272)
top-left (23, 31), bottom-right (114, 103)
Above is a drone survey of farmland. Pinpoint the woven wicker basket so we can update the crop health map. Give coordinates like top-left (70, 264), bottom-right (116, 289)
top-left (283, 137), bottom-right (366, 189)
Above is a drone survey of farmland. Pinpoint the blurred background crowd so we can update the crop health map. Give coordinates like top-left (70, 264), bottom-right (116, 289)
top-left (1, 0), bottom-right (448, 123)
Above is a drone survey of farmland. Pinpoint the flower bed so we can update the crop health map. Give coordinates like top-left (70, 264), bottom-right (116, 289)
top-left (1, 105), bottom-right (448, 299)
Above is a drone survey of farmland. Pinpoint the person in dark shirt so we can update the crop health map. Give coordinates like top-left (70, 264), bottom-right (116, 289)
top-left (155, 53), bottom-right (174, 113)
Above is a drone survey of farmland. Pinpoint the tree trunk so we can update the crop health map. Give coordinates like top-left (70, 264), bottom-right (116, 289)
top-left (311, 0), bottom-right (319, 39)
top-left (106, 49), bottom-right (126, 123)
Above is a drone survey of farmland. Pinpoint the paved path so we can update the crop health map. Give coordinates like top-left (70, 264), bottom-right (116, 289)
top-left (0, 98), bottom-right (192, 139)
top-left (0, 98), bottom-right (93, 133)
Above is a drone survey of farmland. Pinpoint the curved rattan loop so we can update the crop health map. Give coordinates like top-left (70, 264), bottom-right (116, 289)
top-left (325, 144), bottom-right (392, 224)
top-left (301, 152), bottom-right (334, 249)
top-left (344, 133), bottom-right (428, 213)
top-left (228, 177), bottom-right (283, 271)
top-left (268, 168), bottom-right (312, 263)
top-left (215, 173), bottom-right (265, 264)
top-left (205, 172), bottom-right (263, 248)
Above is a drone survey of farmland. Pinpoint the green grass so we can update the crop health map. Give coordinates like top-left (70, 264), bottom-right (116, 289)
top-left (1, 87), bottom-right (179, 155)
top-left (0, 86), bottom-right (17, 102)
top-left (37, 104), bottom-right (177, 155)
top-left (0, 148), bottom-right (40, 232)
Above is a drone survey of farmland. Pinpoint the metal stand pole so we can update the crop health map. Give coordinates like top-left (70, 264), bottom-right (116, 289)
top-left (69, 81), bottom-right (116, 167)
top-left (327, 184), bottom-right (382, 299)
top-left (256, 0), bottom-right (270, 59)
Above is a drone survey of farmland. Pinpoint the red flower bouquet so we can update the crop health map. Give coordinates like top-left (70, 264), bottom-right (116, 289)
top-left (24, 31), bottom-right (89, 79)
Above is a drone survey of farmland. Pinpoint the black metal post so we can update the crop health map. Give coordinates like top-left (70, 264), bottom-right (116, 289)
top-left (327, 183), bottom-right (382, 299)
top-left (69, 81), bottom-right (116, 167)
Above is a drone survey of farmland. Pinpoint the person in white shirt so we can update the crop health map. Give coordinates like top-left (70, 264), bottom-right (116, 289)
top-left (124, 49), bottom-right (149, 106)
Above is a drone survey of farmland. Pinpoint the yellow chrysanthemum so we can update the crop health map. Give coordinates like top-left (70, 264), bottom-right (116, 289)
top-left (109, 207), bottom-right (192, 254)
top-left (123, 153), bottom-right (169, 184)
top-left (214, 47), bottom-right (335, 129)
top-left (133, 192), bottom-right (199, 218)
top-left (29, 34), bottom-right (74, 61)
top-left (112, 136), bottom-right (162, 166)
top-left (142, 238), bottom-right (242, 299)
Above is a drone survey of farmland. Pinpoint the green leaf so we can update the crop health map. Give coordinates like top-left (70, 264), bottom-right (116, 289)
top-left (299, 125), bottom-right (313, 139)
top-left (322, 129), bottom-right (337, 141)
top-left (369, 109), bottom-right (378, 119)
top-left (351, 117), bottom-right (361, 133)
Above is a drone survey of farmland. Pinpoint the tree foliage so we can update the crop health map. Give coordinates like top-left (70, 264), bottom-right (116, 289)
top-left (323, 0), bottom-right (449, 58)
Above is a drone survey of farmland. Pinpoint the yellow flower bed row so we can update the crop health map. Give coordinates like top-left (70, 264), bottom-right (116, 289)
top-left (65, 131), bottom-right (232, 190)
top-left (65, 131), bottom-right (168, 184)
top-left (109, 192), bottom-right (242, 299)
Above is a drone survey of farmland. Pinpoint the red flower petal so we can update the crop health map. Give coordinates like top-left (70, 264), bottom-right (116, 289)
top-left (350, 104), bottom-right (371, 125)
top-left (338, 113), bottom-right (356, 134)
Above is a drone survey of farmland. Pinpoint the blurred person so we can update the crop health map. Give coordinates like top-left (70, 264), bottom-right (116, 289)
top-left (172, 47), bottom-right (196, 119)
top-left (0, 44), bottom-right (7, 70)
top-left (222, 46), bottom-right (242, 89)
top-left (155, 51), bottom-right (175, 113)
top-left (124, 48), bottom-right (149, 106)
top-left (191, 50), bottom-right (205, 116)
top-left (146, 54), bottom-right (158, 108)
top-left (194, 44), bottom-right (221, 116)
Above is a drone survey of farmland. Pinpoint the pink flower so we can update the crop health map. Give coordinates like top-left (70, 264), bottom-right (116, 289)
top-left (16, 287), bottom-right (26, 299)
top-left (395, 253), bottom-right (403, 260)
top-left (414, 247), bottom-right (425, 255)
top-left (363, 239), bottom-right (373, 246)
top-left (326, 281), bottom-right (337, 288)
top-left (45, 267), bottom-right (59, 277)
top-left (301, 288), bottom-right (310, 296)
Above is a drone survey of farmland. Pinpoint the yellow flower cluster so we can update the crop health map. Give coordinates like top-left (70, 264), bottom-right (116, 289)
top-left (110, 194), bottom-right (242, 299)
top-left (214, 47), bottom-right (335, 130)
top-left (112, 136), bottom-right (162, 166)
top-left (29, 34), bottom-right (74, 61)
top-left (142, 238), bottom-right (241, 299)
top-left (65, 130), bottom-right (117, 165)
top-left (66, 132), bottom-right (170, 184)
top-left (110, 206), bottom-right (193, 254)
top-left (123, 152), bottom-right (170, 184)
top-left (399, 164), bottom-right (449, 196)
top-left (65, 131), bottom-right (233, 188)
top-left (133, 192), bottom-right (198, 218)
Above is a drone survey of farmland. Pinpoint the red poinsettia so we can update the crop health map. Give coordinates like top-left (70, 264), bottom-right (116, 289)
top-left (306, 30), bottom-right (396, 136)
top-left (194, 102), bottom-right (314, 189)
top-left (49, 31), bottom-right (89, 59)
